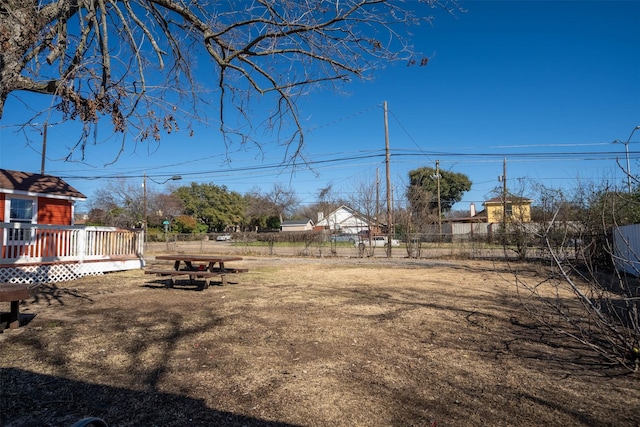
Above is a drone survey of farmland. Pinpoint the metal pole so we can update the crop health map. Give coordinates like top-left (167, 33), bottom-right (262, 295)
top-left (625, 142), bottom-right (631, 193)
top-left (376, 168), bottom-right (380, 225)
top-left (624, 126), bottom-right (640, 193)
top-left (384, 101), bottom-right (392, 258)
top-left (436, 160), bottom-right (442, 241)
top-left (143, 173), bottom-right (147, 244)
top-left (502, 158), bottom-right (507, 231)
top-left (40, 122), bottom-right (48, 174)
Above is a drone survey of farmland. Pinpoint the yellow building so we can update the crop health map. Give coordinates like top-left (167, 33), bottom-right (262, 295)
top-left (482, 196), bottom-right (532, 223)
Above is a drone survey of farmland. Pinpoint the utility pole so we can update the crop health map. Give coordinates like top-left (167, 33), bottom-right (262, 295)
top-left (436, 160), bottom-right (442, 241)
top-left (384, 101), bottom-right (392, 258)
top-left (502, 158), bottom-right (507, 231)
top-left (621, 125), bottom-right (640, 193)
top-left (143, 172), bottom-right (147, 244)
top-left (376, 168), bottom-right (380, 225)
top-left (40, 122), bottom-right (48, 174)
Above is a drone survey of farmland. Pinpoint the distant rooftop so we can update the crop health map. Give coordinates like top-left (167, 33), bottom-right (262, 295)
top-left (484, 196), bottom-right (532, 204)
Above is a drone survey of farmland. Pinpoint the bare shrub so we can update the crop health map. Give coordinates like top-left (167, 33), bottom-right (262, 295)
top-left (513, 184), bottom-right (640, 372)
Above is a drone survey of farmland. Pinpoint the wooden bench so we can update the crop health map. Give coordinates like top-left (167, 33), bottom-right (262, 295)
top-left (0, 283), bottom-right (39, 329)
top-left (144, 269), bottom-right (243, 289)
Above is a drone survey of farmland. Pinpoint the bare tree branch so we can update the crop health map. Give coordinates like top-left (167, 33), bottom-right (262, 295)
top-left (0, 0), bottom-right (457, 163)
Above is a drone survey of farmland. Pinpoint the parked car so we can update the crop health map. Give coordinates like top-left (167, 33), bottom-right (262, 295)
top-left (216, 234), bottom-right (232, 241)
top-left (330, 234), bottom-right (356, 243)
top-left (355, 236), bottom-right (400, 249)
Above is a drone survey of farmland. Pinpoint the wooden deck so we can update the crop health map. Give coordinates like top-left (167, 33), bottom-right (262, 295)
top-left (0, 224), bottom-right (144, 284)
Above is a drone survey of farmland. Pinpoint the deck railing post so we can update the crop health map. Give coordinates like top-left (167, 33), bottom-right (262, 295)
top-left (77, 226), bottom-right (87, 262)
top-left (0, 224), bottom-right (143, 264)
top-left (0, 223), bottom-right (145, 283)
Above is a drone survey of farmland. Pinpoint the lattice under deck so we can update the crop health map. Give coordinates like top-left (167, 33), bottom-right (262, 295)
top-left (0, 264), bottom-right (104, 284)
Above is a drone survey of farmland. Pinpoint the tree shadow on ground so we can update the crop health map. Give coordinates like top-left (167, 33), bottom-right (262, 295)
top-left (31, 283), bottom-right (94, 306)
top-left (0, 368), bottom-right (300, 427)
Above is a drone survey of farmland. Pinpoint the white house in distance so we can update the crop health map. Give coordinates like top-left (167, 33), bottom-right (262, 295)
top-left (314, 205), bottom-right (379, 235)
top-left (280, 219), bottom-right (314, 232)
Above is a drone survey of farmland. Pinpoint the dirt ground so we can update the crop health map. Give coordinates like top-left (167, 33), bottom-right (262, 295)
top-left (1, 255), bottom-right (638, 427)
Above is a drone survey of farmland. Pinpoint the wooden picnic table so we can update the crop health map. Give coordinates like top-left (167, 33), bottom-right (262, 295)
top-left (145, 255), bottom-right (247, 289)
top-left (0, 283), bottom-right (39, 329)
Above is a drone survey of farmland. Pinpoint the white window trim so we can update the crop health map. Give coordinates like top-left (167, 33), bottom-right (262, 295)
top-left (4, 195), bottom-right (38, 224)
top-left (3, 196), bottom-right (38, 246)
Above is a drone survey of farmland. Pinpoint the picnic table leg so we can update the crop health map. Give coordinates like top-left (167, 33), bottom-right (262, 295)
top-left (167, 276), bottom-right (176, 288)
top-left (173, 260), bottom-right (180, 271)
top-left (8, 300), bottom-right (21, 329)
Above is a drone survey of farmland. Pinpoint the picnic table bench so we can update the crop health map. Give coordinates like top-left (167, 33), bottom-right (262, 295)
top-left (0, 283), bottom-right (39, 329)
top-left (145, 255), bottom-right (247, 289)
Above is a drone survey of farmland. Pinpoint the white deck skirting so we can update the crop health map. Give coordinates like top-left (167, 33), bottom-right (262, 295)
top-left (0, 259), bottom-right (145, 284)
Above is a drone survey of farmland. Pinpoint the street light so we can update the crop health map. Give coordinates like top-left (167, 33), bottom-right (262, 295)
top-left (144, 174), bottom-right (182, 243)
top-left (614, 125), bottom-right (640, 193)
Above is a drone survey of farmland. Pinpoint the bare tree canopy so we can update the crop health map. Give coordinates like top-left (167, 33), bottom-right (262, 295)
top-left (0, 0), bottom-right (458, 160)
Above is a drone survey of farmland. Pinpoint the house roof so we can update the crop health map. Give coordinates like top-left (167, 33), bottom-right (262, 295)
top-left (316, 205), bottom-right (380, 227)
top-left (0, 169), bottom-right (86, 200)
top-left (484, 196), bottom-right (532, 205)
top-left (281, 219), bottom-right (313, 226)
top-left (444, 210), bottom-right (488, 223)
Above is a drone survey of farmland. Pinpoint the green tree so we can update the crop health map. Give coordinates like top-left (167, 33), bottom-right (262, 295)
top-left (174, 183), bottom-right (245, 232)
top-left (172, 215), bottom-right (207, 234)
top-left (588, 189), bottom-right (640, 228)
top-left (407, 167), bottom-right (472, 215)
top-left (266, 215), bottom-right (281, 230)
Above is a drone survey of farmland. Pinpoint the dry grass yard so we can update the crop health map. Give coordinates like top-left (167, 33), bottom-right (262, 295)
top-left (1, 256), bottom-right (639, 427)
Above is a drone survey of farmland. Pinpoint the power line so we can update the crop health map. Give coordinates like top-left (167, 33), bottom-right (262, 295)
top-left (56, 145), bottom-right (629, 183)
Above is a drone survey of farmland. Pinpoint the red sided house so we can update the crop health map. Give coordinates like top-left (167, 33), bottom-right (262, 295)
top-left (0, 169), bottom-right (144, 284)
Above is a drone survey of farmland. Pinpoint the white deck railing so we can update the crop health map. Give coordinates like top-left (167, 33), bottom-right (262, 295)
top-left (0, 224), bottom-right (144, 283)
top-left (0, 223), bottom-right (143, 264)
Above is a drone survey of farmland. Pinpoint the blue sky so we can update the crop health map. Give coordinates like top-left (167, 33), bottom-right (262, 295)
top-left (1, 1), bottom-right (639, 215)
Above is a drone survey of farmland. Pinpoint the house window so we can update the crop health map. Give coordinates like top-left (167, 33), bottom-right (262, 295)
top-left (505, 204), bottom-right (513, 217)
top-left (7, 197), bottom-right (36, 241)
top-left (10, 198), bottom-right (34, 222)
